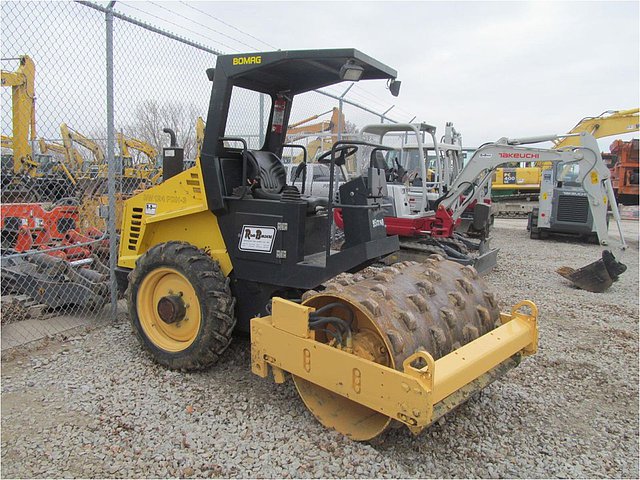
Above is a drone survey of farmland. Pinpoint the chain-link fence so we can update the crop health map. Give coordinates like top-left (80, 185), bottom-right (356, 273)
top-left (1, 0), bottom-right (414, 347)
top-left (1, 1), bottom-right (112, 346)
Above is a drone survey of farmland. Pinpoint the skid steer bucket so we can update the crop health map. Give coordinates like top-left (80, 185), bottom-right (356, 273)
top-left (252, 257), bottom-right (538, 440)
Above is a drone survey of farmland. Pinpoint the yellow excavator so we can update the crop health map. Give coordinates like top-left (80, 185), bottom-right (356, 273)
top-left (1, 55), bottom-right (37, 177)
top-left (115, 49), bottom-right (538, 441)
top-left (60, 123), bottom-right (105, 180)
top-left (37, 138), bottom-right (78, 187)
top-left (286, 107), bottom-right (346, 164)
top-left (195, 116), bottom-right (205, 162)
top-left (553, 108), bottom-right (640, 149)
top-left (58, 123), bottom-right (117, 230)
top-left (117, 132), bottom-right (162, 187)
top-left (492, 108), bottom-right (640, 200)
top-left (2, 56), bottom-right (75, 201)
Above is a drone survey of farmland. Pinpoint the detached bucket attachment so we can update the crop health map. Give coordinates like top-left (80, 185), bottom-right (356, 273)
top-left (251, 257), bottom-right (538, 440)
top-left (556, 250), bottom-right (627, 293)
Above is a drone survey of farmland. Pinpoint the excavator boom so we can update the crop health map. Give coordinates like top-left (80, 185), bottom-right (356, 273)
top-left (554, 108), bottom-right (640, 149)
top-left (60, 123), bottom-right (105, 176)
top-left (38, 138), bottom-right (77, 184)
top-left (116, 132), bottom-right (158, 163)
top-left (195, 116), bottom-right (205, 163)
top-left (1, 55), bottom-right (38, 175)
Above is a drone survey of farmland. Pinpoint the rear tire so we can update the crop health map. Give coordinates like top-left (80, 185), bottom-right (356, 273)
top-left (127, 241), bottom-right (236, 370)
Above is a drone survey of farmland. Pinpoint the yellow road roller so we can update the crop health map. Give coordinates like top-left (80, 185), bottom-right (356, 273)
top-left (116, 49), bottom-right (538, 441)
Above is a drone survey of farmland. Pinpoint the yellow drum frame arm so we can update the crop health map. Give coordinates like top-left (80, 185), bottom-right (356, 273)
top-left (251, 298), bottom-right (538, 435)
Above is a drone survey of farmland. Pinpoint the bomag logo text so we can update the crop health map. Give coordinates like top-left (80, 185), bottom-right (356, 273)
top-left (233, 56), bottom-right (262, 66)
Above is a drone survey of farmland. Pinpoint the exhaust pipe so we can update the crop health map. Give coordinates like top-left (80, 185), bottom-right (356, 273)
top-left (162, 128), bottom-right (184, 182)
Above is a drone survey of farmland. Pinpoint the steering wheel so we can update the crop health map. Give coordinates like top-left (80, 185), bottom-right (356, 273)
top-left (384, 157), bottom-right (406, 183)
top-left (317, 145), bottom-right (359, 166)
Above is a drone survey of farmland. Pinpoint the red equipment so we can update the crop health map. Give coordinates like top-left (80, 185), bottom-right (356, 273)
top-left (606, 139), bottom-right (639, 205)
top-left (334, 204), bottom-right (459, 239)
top-left (1, 203), bottom-right (78, 240)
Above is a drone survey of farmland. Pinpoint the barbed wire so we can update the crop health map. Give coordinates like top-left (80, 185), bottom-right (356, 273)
top-left (179, 1), bottom-right (278, 50)
top-left (147, 1), bottom-right (259, 52)
top-left (119, 1), bottom-right (237, 52)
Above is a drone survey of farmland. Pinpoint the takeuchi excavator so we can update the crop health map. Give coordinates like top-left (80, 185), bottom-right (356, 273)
top-left (355, 122), bottom-right (496, 271)
top-left (116, 49), bottom-right (538, 441)
top-left (438, 132), bottom-right (626, 248)
top-left (491, 108), bottom-right (640, 210)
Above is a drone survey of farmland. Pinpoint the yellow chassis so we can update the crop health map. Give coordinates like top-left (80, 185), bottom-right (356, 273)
top-left (251, 298), bottom-right (538, 434)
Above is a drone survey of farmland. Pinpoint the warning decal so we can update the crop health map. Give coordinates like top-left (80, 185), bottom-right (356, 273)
top-left (145, 203), bottom-right (157, 215)
top-left (239, 225), bottom-right (277, 253)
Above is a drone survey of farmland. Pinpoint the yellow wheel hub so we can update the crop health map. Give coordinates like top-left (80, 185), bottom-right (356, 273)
top-left (137, 267), bottom-right (201, 352)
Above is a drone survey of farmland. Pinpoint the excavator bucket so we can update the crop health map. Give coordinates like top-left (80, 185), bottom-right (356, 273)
top-left (251, 257), bottom-right (538, 440)
top-left (556, 250), bottom-right (627, 293)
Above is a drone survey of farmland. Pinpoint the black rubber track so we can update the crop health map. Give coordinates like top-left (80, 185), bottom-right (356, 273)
top-left (127, 241), bottom-right (236, 371)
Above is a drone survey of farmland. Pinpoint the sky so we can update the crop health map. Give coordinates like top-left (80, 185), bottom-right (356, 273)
top-left (107, 0), bottom-right (640, 149)
top-left (2, 0), bottom-right (638, 151)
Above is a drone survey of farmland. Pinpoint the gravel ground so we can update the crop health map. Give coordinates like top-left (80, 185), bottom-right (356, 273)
top-left (2, 218), bottom-right (638, 478)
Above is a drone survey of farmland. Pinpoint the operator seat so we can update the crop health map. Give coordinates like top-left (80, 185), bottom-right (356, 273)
top-left (245, 150), bottom-right (328, 213)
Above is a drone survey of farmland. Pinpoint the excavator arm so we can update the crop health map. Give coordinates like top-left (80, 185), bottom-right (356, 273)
top-left (286, 108), bottom-right (347, 163)
top-left (1, 134), bottom-right (13, 149)
top-left (554, 109), bottom-right (640, 149)
top-left (195, 117), bottom-right (205, 163)
top-left (38, 138), bottom-right (77, 185)
top-left (1, 55), bottom-right (38, 175)
top-left (60, 123), bottom-right (107, 177)
top-left (116, 132), bottom-right (158, 163)
top-left (287, 108), bottom-right (334, 134)
top-left (59, 124), bottom-right (88, 174)
top-left (286, 108), bottom-right (345, 139)
top-left (441, 133), bottom-right (625, 247)
top-left (60, 123), bottom-right (105, 166)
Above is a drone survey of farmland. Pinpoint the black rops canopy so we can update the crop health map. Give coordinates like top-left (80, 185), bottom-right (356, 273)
top-left (214, 48), bottom-right (398, 95)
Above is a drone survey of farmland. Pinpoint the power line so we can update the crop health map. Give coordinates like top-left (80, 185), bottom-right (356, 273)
top-left (119, 1), bottom-right (237, 53)
top-left (180, 1), bottom-right (278, 50)
top-left (351, 84), bottom-right (393, 108)
top-left (148, 1), bottom-right (259, 51)
top-left (353, 84), bottom-right (415, 119)
top-left (346, 88), bottom-right (391, 112)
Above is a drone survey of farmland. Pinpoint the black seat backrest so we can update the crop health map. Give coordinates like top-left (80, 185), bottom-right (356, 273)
top-left (370, 150), bottom-right (388, 171)
top-left (246, 150), bottom-right (287, 193)
top-left (220, 156), bottom-right (245, 196)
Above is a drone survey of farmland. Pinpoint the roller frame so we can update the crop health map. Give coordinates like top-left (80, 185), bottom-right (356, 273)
top-left (251, 298), bottom-right (538, 434)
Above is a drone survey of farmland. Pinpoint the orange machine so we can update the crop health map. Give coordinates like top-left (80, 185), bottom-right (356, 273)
top-left (606, 139), bottom-right (639, 205)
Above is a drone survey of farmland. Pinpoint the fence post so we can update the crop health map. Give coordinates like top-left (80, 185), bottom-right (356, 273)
top-left (106, 0), bottom-right (118, 317)
top-left (337, 83), bottom-right (354, 142)
top-left (259, 94), bottom-right (265, 146)
top-left (381, 105), bottom-right (395, 124)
